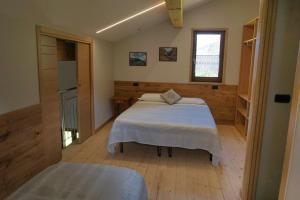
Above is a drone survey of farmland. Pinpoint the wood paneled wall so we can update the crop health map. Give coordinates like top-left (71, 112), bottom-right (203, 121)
top-left (115, 81), bottom-right (237, 124)
top-left (0, 105), bottom-right (45, 199)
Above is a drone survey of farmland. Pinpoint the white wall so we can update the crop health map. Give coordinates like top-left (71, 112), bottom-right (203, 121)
top-left (255, 0), bottom-right (300, 199)
top-left (93, 39), bottom-right (114, 129)
top-left (113, 0), bottom-right (259, 85)
top-left (0, 13), bottom-right (114, 129)
top-left (0, 15), bottom-right (40, 115)
top-left (285, 88), bottom-right (300, 199)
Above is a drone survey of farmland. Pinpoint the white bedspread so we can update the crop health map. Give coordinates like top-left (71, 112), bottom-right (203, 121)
top-left (6, 162), bottom-right (147, 200)
top-left (107, 101), bottom-right (221, 166)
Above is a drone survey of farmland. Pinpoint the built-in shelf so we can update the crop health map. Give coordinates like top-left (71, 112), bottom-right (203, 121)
top-left (236, 123), bottom-right (246, 136)
top-left (235, 17), bottom-right (258, 137)
top-left (239, 94), bottom-right (251, 102)
top-left (243, 38), bottom-right (256, 46)
top-left (237, 108), bottom-right (248, 119)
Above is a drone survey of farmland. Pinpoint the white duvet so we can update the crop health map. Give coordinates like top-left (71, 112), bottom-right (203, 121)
top-left (107, 101), bottom-right (221, 166)
top-left (7, 162), bottom-right (147, 200)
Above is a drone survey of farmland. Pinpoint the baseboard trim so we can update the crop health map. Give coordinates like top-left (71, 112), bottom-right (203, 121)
top-left (94, 117), bottom-right (113, 133)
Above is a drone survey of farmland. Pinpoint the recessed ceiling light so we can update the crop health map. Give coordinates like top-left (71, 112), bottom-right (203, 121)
top-left (96, 1), bottom-right (166, 34)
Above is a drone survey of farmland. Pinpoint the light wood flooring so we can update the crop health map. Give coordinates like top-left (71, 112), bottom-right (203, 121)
top-left (62, 121), bottom-right (246, 200)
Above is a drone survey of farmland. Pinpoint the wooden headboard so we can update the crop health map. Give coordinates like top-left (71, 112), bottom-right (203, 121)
top-left (0, 105), bottom-right (47, 199)
top-left (115, 81), bottom-right (237, 124)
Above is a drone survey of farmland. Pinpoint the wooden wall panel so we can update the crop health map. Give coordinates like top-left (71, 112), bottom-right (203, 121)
top-left (77, 42), bottom-right (92, 143)
top-left (40, 46), bottom-right (57, 55)
top-left (114, 81), bottom-right (237, 124)
top-left (0, 105), bottom-right (45, 199)
top-left (37, 35), bottom-right (62, 166)
top-left (40, 54), bottom-right (58, 68)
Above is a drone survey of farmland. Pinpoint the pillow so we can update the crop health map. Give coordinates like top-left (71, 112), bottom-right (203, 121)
top-left (177, 97), bottom-right (206, 105)
top-left (160, 89), bottom-right (182, 105)
top-left (139, 93), bottom-right (164, 102)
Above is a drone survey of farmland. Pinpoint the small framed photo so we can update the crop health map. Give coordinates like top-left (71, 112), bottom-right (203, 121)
top-left (159, 47), bottom-right (177, 62)
top-left (129, 52), bottom-right (147, 66)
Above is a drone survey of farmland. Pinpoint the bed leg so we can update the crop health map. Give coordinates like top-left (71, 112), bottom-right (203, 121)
top-left (120, 143), bottom-right (124, 153)
top-left (157, 146), bottom-right (161, 157)
top-left (210, 154), bottom-right (213, 162)
top-left (168, 147), bottom-right (172, 157)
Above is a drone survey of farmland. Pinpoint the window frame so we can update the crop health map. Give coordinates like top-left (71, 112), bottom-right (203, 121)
top-left (191, 29), bottom-right (226, 83)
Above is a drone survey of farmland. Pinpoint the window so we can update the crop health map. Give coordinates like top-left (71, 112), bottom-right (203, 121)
top-left (191, 30), bottom-right (226, 82)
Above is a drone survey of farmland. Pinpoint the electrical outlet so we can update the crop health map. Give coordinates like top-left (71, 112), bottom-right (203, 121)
top-left (212, 85), bottom-right (219, 90)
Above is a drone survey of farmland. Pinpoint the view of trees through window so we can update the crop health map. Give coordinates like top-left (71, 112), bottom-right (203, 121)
top-left (191, 30), bottom-right (225, 82)
top-left (195, 34), bottom-right (221, 77)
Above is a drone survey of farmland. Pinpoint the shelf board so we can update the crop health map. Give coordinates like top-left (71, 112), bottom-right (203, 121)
top-left (236, 123), bottom-right (246, 136)
top-left (237, 108), bottom-right (249, 119)
top-left (243, 38), bottom-right (256, 46)
top-left (239, 94), bottom-right (251, 102)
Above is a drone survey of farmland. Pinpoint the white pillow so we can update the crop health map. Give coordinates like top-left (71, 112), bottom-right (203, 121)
top-left (177, 97), bottom-right (206, 105)
top-left (139, 93), bottom-right (164, 102)
top-left (160, 89), bottom-right (182, 105)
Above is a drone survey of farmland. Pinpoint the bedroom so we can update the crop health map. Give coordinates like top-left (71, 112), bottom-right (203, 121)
top-left (0, 0), bottom-right (300, 200)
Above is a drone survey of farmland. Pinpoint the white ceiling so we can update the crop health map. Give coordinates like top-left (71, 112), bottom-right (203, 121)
top-left (0, 0), bottom-right (211, 41)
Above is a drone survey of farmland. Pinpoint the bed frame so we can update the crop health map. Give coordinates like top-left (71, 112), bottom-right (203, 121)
top-left (120, 143), bottom-right (171, 157)
top-left (119, 142), bottom-right (212, 161)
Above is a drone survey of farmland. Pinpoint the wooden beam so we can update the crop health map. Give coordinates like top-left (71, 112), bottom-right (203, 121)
top-left (165, 0), bottom-right (183, 28)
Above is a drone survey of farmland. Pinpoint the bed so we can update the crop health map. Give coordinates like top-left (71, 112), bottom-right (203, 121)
top-left (107, 96), bottom-right (221, 166)
top-left (6, 162), bottom-right (147, 200)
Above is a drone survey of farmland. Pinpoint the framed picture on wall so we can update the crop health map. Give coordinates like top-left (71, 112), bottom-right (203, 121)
top-left (159, 47), bottom-right (177, 62)
top-left (129, 52), bottom-right (147, 66)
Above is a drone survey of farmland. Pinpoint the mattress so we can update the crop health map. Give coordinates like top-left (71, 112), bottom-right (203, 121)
top-left (6, 162), bottom-right (147, 200)
top-left (107, 101), bottom-right (221, 166)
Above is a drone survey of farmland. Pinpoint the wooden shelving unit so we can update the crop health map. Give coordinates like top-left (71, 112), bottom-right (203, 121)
top-left (235, 17), bottom-right (259, 137)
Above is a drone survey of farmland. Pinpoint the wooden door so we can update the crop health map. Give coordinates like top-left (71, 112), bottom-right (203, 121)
top-left (37, 35), bottom-right (62, 165)
top-left (279, 44), bottom-right (300, 199)
top-left (77, 42), bottom-right (92, 143)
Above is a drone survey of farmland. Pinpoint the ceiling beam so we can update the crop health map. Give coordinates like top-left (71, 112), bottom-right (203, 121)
top-left (165, 0), bottom-right (183, 28)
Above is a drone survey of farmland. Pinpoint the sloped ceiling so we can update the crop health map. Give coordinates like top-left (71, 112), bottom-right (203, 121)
top-left (0, 0), bottom-right (211, 41)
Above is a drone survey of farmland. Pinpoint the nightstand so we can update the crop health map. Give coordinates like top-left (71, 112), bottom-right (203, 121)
top-left (112, 96), bottom-right (133, 117)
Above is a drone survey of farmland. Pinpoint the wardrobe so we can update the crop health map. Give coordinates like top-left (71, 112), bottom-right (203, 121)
top-left (36, 26), bottom-right (94, 165)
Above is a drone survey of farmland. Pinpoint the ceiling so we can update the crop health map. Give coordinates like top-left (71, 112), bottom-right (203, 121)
top-left (1, 0), bottom-right (211, 41)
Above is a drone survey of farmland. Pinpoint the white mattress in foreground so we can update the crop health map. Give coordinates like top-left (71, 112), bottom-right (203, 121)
top-left (107, 101), bottom-right (221, 166)
top-left (7, 162), bottom-right (147, 200)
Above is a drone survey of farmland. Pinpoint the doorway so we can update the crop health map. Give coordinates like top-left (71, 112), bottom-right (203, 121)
top-left (57, 39), bottom-right (79, 148)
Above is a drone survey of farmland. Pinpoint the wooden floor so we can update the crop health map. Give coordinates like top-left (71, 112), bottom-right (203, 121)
top-left (62, 121), bottom-right (246, 200)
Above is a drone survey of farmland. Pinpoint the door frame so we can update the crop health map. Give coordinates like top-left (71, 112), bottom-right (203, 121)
top-left (36, 25), bottom-right (95, 135)
top-left (278, 43), bottom-right (300, 199)
top-left (241, 0), bottom-right (277, 199)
